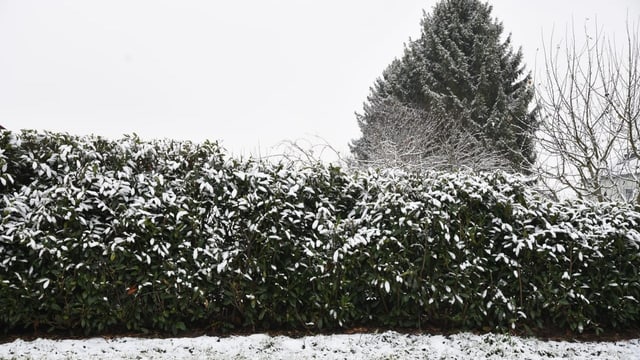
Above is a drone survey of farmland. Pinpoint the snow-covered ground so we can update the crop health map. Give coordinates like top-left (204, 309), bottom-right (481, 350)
top-left (1, 331), bottom-right (638, 359)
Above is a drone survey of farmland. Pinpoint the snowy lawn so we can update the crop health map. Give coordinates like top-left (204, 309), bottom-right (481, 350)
top-left (1, 331), bottom-right (639, 359)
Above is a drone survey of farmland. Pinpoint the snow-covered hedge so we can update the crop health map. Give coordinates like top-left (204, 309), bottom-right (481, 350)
top-left (1, 130), bottom-right (640, 335)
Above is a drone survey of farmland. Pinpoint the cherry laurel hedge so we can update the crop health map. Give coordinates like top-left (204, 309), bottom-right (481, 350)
top-left (1, 130), bottom-right (640, 335)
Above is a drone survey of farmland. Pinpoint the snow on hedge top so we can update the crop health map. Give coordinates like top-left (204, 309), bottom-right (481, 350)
top-left (2, 130), bottom-right (640, 334)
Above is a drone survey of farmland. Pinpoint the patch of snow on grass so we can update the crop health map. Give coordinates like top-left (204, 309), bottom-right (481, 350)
top-left (1, 331), bottom-right (638, 359)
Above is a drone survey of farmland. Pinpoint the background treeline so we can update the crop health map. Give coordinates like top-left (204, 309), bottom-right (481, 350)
top-left (1, 130), bottom-right (639, 335)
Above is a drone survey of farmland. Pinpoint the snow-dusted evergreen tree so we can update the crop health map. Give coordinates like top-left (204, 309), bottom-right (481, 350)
top-left (351, 0), bottom-right (536, 173)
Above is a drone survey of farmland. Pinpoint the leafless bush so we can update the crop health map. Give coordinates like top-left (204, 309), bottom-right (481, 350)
top-left (350, 98), bottom-right (511, 172)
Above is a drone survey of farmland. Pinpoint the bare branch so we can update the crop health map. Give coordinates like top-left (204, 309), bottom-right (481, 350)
top-left (535, 18), bottom-right (640, 202)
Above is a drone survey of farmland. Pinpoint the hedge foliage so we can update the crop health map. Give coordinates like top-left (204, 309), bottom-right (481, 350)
top-left (1, 130), bottom-right (640, 335)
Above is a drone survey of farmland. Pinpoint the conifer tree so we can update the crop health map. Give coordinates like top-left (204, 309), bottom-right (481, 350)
top-left (351, 0), bottom-right (536, 172)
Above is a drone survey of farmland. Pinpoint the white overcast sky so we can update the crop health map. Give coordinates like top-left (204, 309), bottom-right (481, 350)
top-left (0, 0), bottom-right (638, 159)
